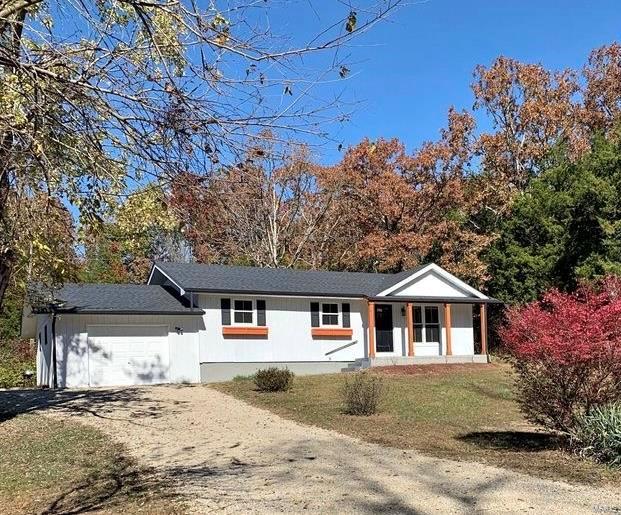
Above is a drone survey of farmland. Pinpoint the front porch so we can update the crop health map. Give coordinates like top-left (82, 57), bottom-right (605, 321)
top-left (364, 297), bottom-right (492, 366)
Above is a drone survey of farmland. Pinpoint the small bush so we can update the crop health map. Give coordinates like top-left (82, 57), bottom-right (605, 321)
top-left (500, 277), bottom-right (621, 433)
top-left (571, 403), bottom-right (621, 467)
top-left (342, 372), bottom-right (383, 416)
top-left (254, 367), bottom-right (294, 392)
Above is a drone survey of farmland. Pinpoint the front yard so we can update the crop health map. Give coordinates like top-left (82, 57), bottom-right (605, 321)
top-left (214, 363), bottom-right (620, 486)
top-left (0, 413), bottom-right (183, 514)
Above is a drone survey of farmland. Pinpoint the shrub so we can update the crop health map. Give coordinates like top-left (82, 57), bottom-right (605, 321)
top-left (0, 339), bottom-right (36, 389)
top-left (254, 367), bottom-right (294, 392)
top-left (571, 403), bottom-right (621, 467)
top-left (500, 276), bottom-right (621, 433)
top-left (342, 372), bottom-right (383, 416)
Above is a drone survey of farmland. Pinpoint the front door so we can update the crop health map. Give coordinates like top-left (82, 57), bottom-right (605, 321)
top-left (375, 304), bottom-right (394, 352)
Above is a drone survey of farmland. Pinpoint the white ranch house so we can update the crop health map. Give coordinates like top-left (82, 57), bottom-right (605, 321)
top-left (23, 262), bottom-right (498, 388)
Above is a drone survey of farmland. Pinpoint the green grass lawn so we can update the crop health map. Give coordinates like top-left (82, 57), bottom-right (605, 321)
top-left (0, 414), bottom-right (184, 515)
top-left (214, 363), bottom-right (620, 487)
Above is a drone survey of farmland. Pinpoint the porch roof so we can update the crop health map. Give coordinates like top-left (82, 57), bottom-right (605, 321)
top-left (367, 296), bottom-right (502, 304)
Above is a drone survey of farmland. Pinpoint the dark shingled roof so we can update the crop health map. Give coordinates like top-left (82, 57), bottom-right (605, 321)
top-left (41, 284), bottom-right (200, 315)
top-left (154, 261), bottom-right (427, 297)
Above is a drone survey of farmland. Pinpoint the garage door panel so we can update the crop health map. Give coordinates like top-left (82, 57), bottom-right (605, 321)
top-left (87, 325), bottom-right (170, 387)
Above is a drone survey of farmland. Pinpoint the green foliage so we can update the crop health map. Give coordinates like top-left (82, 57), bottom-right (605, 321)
top-left (0, 339), bottom-right (36, 388)
top-left (0, 287), bottom-right (24, 340)
top-left (254, 367), bottom-right (294, 392)
top-left (79, 187), bottom-right (183, 284)
top-left (342, 372), bottom-right (384, 416)
top-left (487, 134), bottom-right (621, 303)
top-left (572, 404), bottom-right (621, 467)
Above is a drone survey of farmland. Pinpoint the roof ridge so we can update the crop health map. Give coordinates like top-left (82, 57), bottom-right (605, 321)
top-left (155, 261), bottom-right (409, 277)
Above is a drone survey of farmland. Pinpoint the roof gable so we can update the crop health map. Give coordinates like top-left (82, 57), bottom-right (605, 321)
top-left (387, 271), bottom-right (471, 298)
top-left (376, 264), bottom-right (487, 299)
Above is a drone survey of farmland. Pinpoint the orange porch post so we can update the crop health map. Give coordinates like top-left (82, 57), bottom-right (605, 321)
top-left (406, 303), bottom-right (414, 357)
top-left (444, 303), bottom-right (452, 356)
top-left (368, 301), bottom-right (376, 358)
top-left (480, 303), bottom-right (488, 355)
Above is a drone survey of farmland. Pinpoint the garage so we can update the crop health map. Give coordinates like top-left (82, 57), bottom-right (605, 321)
top-left (87, 325), bottom-right (170, 387)
top-left (25, 283), bottom-right (203, 388)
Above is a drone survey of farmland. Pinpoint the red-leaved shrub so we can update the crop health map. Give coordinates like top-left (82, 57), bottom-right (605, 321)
top-left (500, 276), bottom-right (621, 433)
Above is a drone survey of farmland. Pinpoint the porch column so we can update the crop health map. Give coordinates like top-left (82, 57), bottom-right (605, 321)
top-left (480, 303), bottom-right (488, 355)
top-left (406, 302), bottom-right (414, 357)
top-left (444, 303), bottom-right (452, 356)
top-left (368, 301), bottom-right (376, 358)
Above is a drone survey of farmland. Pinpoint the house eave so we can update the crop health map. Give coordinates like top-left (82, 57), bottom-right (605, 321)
top-left (32, 309), bottom-right (204, 316)
top-left (366, 296), bottom-right (503, 304)
top-left (184, 288), bottom-right (367, 299)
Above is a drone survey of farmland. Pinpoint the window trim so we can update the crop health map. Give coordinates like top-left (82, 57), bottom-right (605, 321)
top-left (320, 302), bottom-right (341, 327)
top-left (232, 298), bottom-right (256, 326)
top-left (413, 305), bottom-right (441, 344)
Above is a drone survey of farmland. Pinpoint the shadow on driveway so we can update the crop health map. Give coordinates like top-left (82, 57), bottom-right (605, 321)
top-left (0, 385), bottom-right (190, 425)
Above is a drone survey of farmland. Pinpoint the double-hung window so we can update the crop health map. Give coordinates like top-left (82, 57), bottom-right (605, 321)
top-left (321, 303), bottom-right (339, 326)
top-left (413, 306), bottom-right (440, 343)
top-left (233, 300), bottom-right (254, 325)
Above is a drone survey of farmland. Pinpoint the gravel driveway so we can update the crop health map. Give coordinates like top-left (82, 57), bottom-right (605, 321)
top-left (6, 384), bottom-right (621, 514)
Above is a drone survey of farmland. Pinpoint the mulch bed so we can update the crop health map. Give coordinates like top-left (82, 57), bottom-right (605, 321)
top-left (371, 363), bottom-right (502, 376)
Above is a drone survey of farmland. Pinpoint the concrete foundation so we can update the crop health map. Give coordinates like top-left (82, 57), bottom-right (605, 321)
top-left (200, 361), bottom-right (354, 383)
top-left (369, 355), bottom-right (489, 367)
top-left (201, 355), bottom-right (490, 382)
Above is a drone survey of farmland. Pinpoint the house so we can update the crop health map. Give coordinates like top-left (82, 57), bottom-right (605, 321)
top-left (22, 262), bottom-right (499, 388)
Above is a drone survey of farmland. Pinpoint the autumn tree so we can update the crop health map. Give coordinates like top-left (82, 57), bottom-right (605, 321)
top-left (583, 43), bottom-right (621, 131)
top-left (472, 57), bottom-right (586, 197)
top-left (0, 194), bottom-right (77, 337)
top-left (80, 186), bottom-right (184, 283)
top-left (472, 43), bottom-right (621, 202)
top-left (317, 109), bottom-right (493, 285)
top-left (171, 140), bottom-right (339, 268)
top-left (0, 0), bottom-right (402, 309)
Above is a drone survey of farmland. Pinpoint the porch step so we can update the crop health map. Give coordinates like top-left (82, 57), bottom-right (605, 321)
top-left (341, 358), bottom-right (371, 373)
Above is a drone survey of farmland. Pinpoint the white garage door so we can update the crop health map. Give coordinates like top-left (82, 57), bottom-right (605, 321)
top-left (87, 325), bottom-right (170, 387)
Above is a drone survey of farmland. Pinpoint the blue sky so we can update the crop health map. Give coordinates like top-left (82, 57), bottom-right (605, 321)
top-left (281, 0), bottom-right (621, 163)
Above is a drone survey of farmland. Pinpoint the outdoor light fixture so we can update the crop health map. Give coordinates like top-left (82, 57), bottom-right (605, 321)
top-left (401, 306), bottom-right (406, 317)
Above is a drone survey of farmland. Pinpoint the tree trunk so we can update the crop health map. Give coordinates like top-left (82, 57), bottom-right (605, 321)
top-left (0, 166), bottom-right (14, 311)
top-left (0, 7), bottom-right (26, 310)
top-left (0, 250), bottom-right (13, 312)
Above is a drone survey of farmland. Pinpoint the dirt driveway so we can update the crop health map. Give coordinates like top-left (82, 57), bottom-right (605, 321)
top-left (3, 385), bottom-right (620, 514)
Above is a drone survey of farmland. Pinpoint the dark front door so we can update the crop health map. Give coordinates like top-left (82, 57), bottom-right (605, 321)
top-left (375, 304), bottom-right (394, 353)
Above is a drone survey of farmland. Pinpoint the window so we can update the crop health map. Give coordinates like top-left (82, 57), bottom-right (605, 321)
top-left (414, 307), bottom-right (423, 343)
top-left (321, 303), bottom-right (339, 326)
top-left (413, 306), bottom-right (440, 343)
top-left (425, 306), bottom-right (440, 343)
top-left (233, 300), bottom-right (254, 325)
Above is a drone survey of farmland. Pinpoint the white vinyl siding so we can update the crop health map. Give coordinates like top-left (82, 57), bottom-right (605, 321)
top-left (199, 295), bottom-right (367, 363)
top-left (53, 314), bottom-right (201, 388)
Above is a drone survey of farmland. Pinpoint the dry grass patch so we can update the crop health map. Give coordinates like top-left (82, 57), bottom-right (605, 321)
top-left (213, 363), bottom-right (620, 487)
top-left (0, 413), bottom-right (184, 515)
